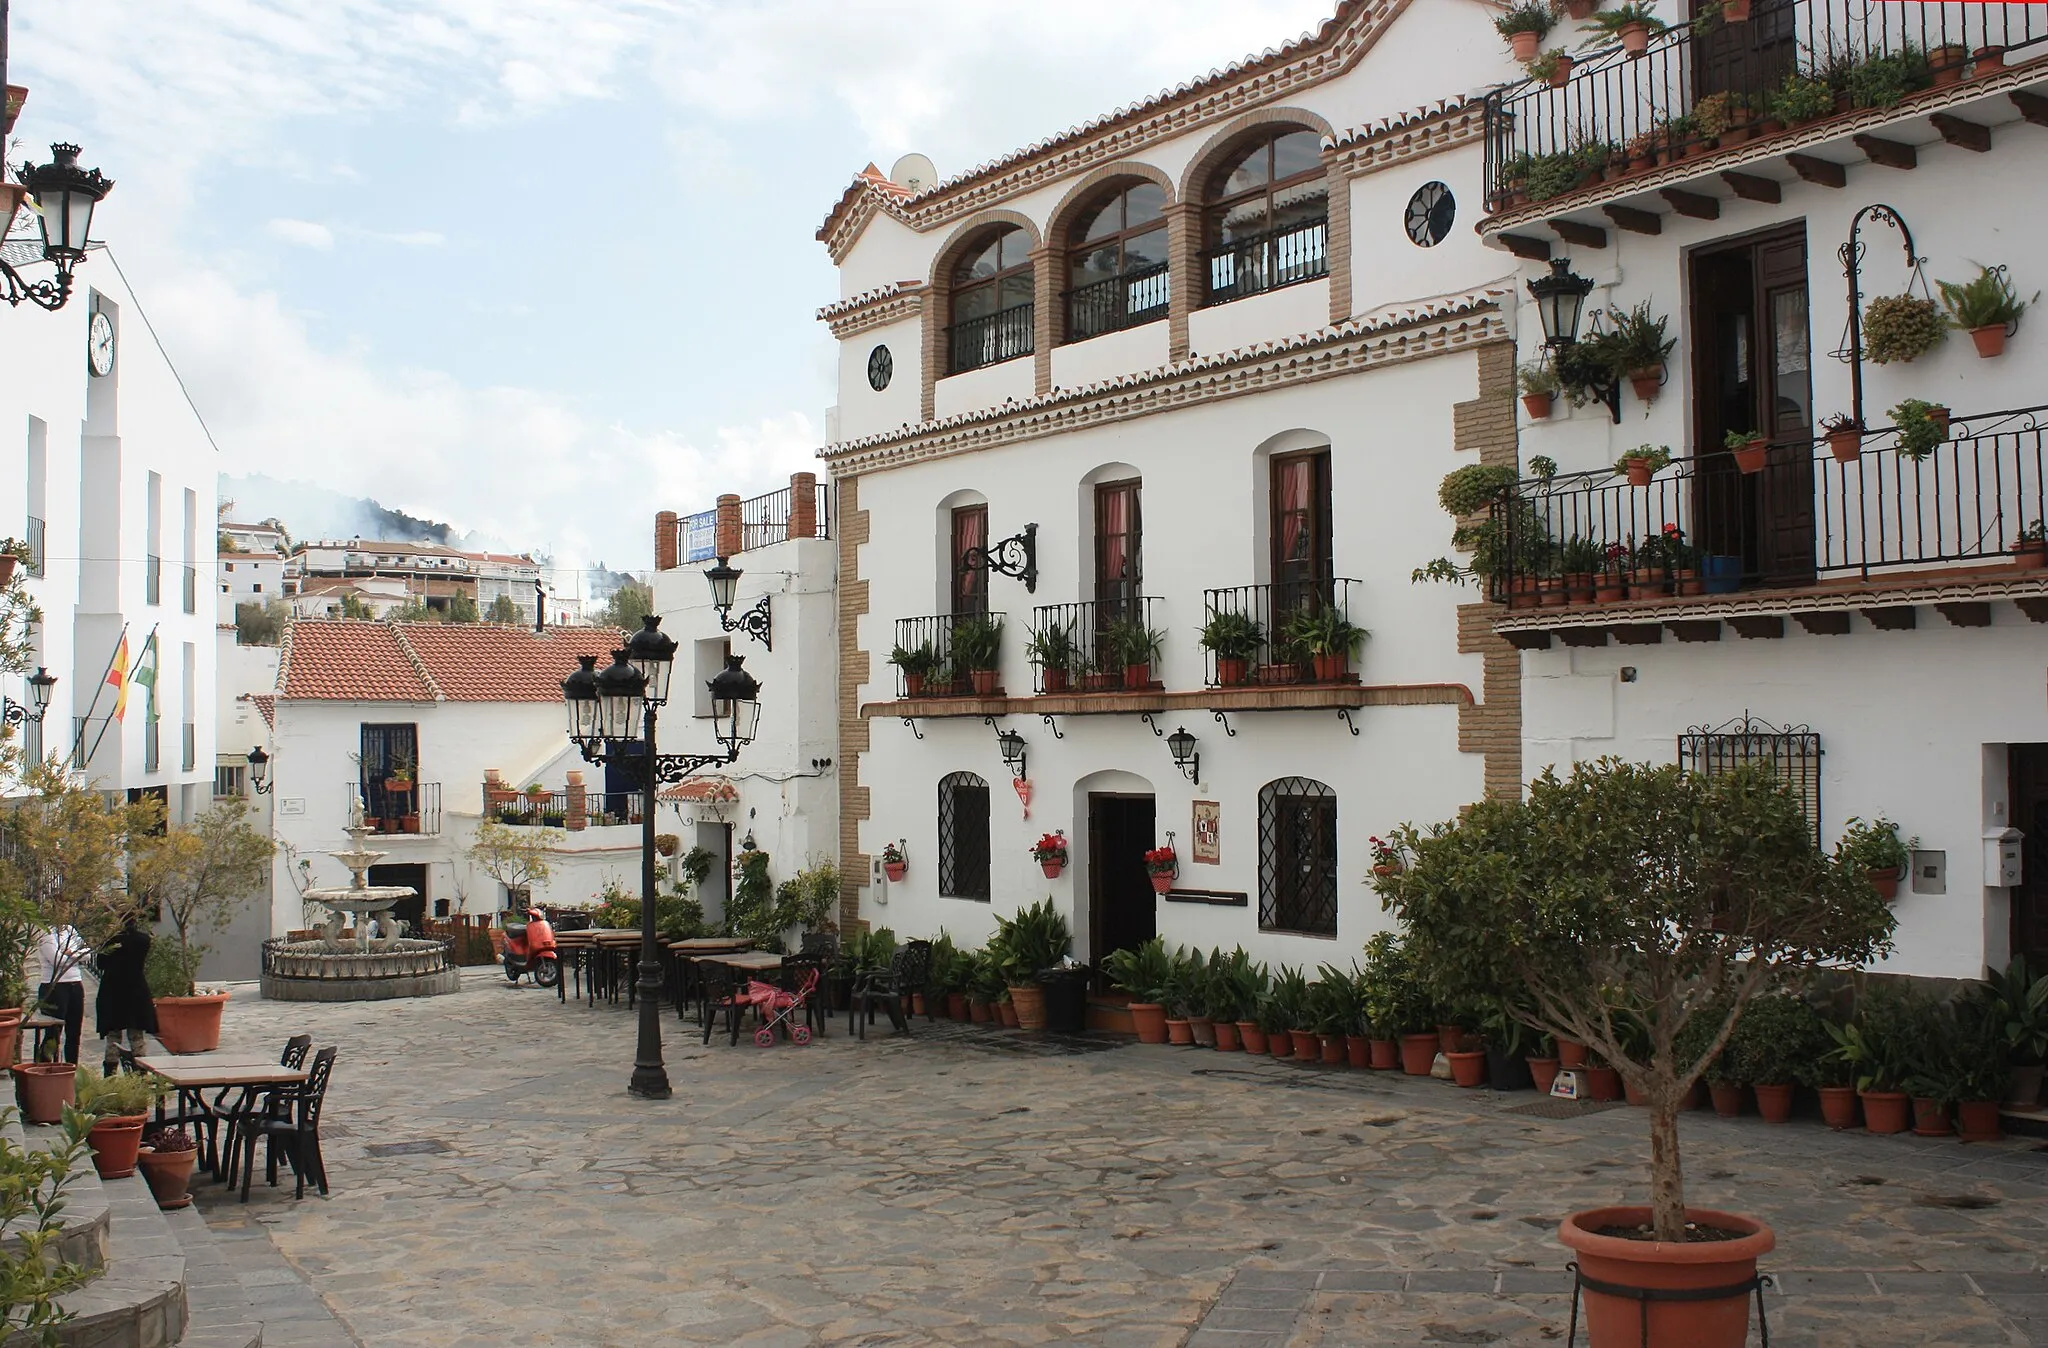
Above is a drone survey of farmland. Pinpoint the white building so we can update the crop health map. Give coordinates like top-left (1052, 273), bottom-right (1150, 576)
top-left (218, 519), bottom-right (289, 555)
top-left (816, 4), bottom-right (1529, 972)
top-left (650, 472), bottom-right (838, 924)
top-left (1472, 3), bottom-right (2048, 981)
top-left (217, 550), bottom-right (285, 623)
top-left (288, 539), bottom-right (543, 622)
top-left (1, 224), bottom-right (217, 818)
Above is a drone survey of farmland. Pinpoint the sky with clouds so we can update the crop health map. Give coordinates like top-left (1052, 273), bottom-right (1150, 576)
top-left (11, 0), bottom-right (1338, 571)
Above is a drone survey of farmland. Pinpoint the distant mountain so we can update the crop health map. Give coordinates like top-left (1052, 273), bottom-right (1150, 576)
top-left (221, 473), bottom-right (509, 554)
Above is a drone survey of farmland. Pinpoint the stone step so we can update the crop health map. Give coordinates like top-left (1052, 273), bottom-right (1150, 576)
top-left (161, 1207), bottom-right (261, 1348)
top-left (4, 1115), bottom-right (111, 1276)
top-left (42, 1169), bottom-right (188, 1348)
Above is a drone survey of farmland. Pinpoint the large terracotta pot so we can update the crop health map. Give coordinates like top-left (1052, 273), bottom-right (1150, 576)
top-left (968, 999), bottom-right (991, 1024)
top-left (1709, 1083), bottom-right (1746, 1118)
top-left (1008, 984), bottom-right (1047, 1031)
top-left (1345, 1035), bottom-right (1369, 1069)
top-left (1447, 1050), bottom-right (1488, 1088)
top-left (997, 1001), bottom-right (1019, 1028)
top-left (1956, 1099), bottom-right (2002, 1142)
top-left (1910, 1097), bottom-right (1953, 1137)
top-left (1559, 1206), bottom-right (1774, 1348)
top-left (946, 992), bottom-right (967, 1021)
top-left (88, 1115), bottom-right (149, 1179)
top-left (1368, 1038), bottom-right (1399, 1070)
top-left (1318, 1034), bottom-right (1345, 1065)
top-left (14, 1063), bottom-right (75, 1124)
top-left (1189, 1016), bottom-right (1216, 1048)
top-left (1215, 657), bottom-right (1250, 688)
top-left (1399, 1032), bottom-right (1438, 1076)
top-left (1289, 1029), bottom-right (1319, 1061)
top-left (1753, 1083), bottom-right (1795, 1124)
top-left (137, 1146), bottom-right (198, 1210)
top-left (1269, 1029), bottom-right (1294, 1061)
top-left (1128, 1003), bottom-right (1168, 1044)
top-left (1213, 1021), bottom-right (1242, 1052)
top-left (1860, 1089), bottom-right (1910, 1135)
top-left (1558, 1039), bottom-right (1590, 1068)
top-left (1237, 1022), bottom-right (1266, 1054)
top-left (0, 1008), bottom-right (21, 1068)
top-left (1165, 1018), bottom-right (1193, 1046)
top-left (1583, 1065), bottom-right (1623, 1101)
top-left (1529, 1057), bottom-right (1561, 1094)
top-left (1818, 1085), bottom-right (1859, 1129)
top-left (153, 992), bottom-right (230, 1054)
top-left (1970, 325), bottom-right (2007, 359)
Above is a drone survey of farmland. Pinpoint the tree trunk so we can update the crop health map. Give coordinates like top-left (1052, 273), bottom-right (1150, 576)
top-left (1647, 1096), bottom-right (1687, 1241)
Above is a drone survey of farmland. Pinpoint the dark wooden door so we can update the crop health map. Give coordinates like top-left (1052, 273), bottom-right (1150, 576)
top-left (367, 863), bottom-right (427, 934)
top-left (2012, 746), bottom-right (2048, 968)
top-left (1270, 449), bottom-right (1333, 615)
top-left (358, 723), bottom-right (418, 830)
top-left (950, 505), bottom-right (988, 616)
top-left (1088, 793), bottom-right (1156, 983)
top-left (1690, 0), bottom-right (1799, 103)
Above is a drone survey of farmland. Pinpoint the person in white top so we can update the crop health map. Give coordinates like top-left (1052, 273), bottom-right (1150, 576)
top-left (34, 925), bottom-right (88, 1063)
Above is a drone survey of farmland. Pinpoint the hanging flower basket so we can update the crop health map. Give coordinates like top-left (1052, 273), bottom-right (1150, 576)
top-left (1030, 831), bottom-right (1069, 879)
top-left (1143, 845), bottom-right (1176, 893)
top-left (880, 842), bottom-right (907, 883)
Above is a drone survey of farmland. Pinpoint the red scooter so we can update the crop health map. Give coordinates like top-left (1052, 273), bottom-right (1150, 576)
top-left (501, 908), bottom-right (560, 988)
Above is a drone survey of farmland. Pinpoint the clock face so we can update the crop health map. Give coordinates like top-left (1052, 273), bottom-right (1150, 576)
top-left (1405, 181), bottom-right (1456, 248)
top-left (867, 344), bottom-right (893, 392)
top-left (87, 311), bottom-right (116, 377)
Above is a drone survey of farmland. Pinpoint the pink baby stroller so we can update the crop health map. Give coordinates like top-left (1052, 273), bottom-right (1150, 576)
top-left (746, 967), bottom-right (819, 1046)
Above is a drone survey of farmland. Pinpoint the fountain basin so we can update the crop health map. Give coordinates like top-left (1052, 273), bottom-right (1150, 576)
top-left (260, 938), bottom-right (461, 1002)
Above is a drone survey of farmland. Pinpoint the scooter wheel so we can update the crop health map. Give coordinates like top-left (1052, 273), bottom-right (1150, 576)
top-left (505, 965), bottom-right (520, 983)
top-left (753, 1027), bottom-right (775, 1047)
top-left (792, 1025), bottom-right (812, 1046)
top-left (535, 958), bottom-right (560, 990)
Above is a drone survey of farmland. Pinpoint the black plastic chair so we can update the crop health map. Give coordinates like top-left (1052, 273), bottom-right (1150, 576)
top-left (779, 957), bottom-right (831, 1040)
top-left (850, 941), bottom-right (931, 1040)
top-left (698, 963), bottom-right (749, 1046)
top-left (219, 1035), bottom-right (314, 1188)
top-left (237, 1046), bottom-right (336, 1202)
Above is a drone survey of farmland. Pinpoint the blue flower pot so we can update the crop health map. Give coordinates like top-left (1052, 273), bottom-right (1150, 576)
top-left (1702, 555), bottom-right (1743, 594)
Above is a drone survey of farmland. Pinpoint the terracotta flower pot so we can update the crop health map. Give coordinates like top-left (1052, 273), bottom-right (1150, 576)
top-left (1215, 656), bottom-right (1250, 687)
top-left (1040, 669), bottom-right (1069, 694)
top-left (1970, 325), bottom-right (2007, 358)
top-left (2013, 541), bottom-right (2047, 571)
top-left (1624, 1076), bottom-right (1647, 1107)
top-left (1929, 406), bottom-right (1952, 439)
top-left (1618, 22), bottom-right (1650, 56)
top-left (1399, 1033), bottom-right (1438, 1076)
top-left (1595, 577), bottom-right (1628, 603)
top-left (968, 999), bottom-right (991, 1024)
top-left (1557, 1039), bottom-right (1589, 1069)
top-left (1932, 44), bottom-right (1968, 87)
top-left (137, 1146), bottom-right (198, 1211)
top-left (1564, 0), bottom-right (1596, 16)
top-left (1818, 1085), bottom-right (1859, 1129)
top-left (883, 861), bottom-right (907, 882)
top-left (1189, 1016), bottom-right (1216, 1048)
top-left (1548, 55), bottom-right (1574, 87)
top-left (946, 992), bottom-right (967, 1021)
top-left (1827, 428), bottom-right (1863, 463)
top-left (1956, 1099), bottom-right (2002, 1142)
top-left (1583, 1065), bottom-right (1623, 1101)
top-left (1628, 368), bottom-right (1663, 403)
top-left (1911, 1097), bottom-right (1954, 1137)
top-left (153, 991), bottom-right (229, 1054)
top-left (904, 673), bottom-right (927, 698)
top-left (1289, 1029), bottom-right (1320, 1062)
top-left (1709, 1083), bottom-right (1745, 1118)
top-left (1149, 873), bottom-right (1174, 895)
top-left (910, 993), bottom-right (926, 1016)
top-left (1007, 985), bottom-right (1046, 1030)
top-left (1165, 1017), bottom-right (1193, 1046)
top-left (1345, 1035), bottom-right (1369, 1069)
top-left (1868, 868), bottom-right (1901, 902)
top-left (0, 1015), bottom-right (19, 1069)
top-left (1559, 1206), bottom-right (1774, 1348)
top-left (1522, 392), bottom-right (1553, 420)
top-left (88, 1115), bottom-right (149, 1179)
top-left (1447, 1050), bottom-right (1488, 1088)
top-left (1310, 653), bottom-right (1349, 683)
top-left (1238, 1022), bottom-right (1266, 1054)
top-left (1122, 662), bottom-right (1150, 691)
top-left (1129, 1002), bottom-right (1167, 1044)
top-left (2005, 1062), bottom-right (2044, 1109)
top-left (970, 669), bottom-right (997, 696)
top-left (1510, 29), bottom-right (1542, 61)
top-left (1973, 46), bottom-right (2006, 76)
top-left (1753, 1083), bottom-right (1795, 1123)
top-left (1319, 1034), bottom-right (1345, 1065)
top-left (1529, 1057), bottom-right (1561, 1094)
top-left (1214, 1021), bottom-right (1242, 1052)
top-left (1722, 0), bottom-right (1752, 17)
top-left (1359, 1038), bottom-right (1392, 1070)
top-left (1039, 860), bottom-right (1065, 879)
top-left (998, 1001), bottom-right (1019, 1028)
top-left (1860, 1089), bottom-right (1910, 1134)
top-left (1624, 457), bottom-right (1655, 488)
top-left (14, 1063), bottom-right (75, 1125)
top-left (1731, 439), bottom-right (1768, 475)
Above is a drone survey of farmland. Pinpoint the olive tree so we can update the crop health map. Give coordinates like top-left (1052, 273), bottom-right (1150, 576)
top-left (467, 820), bottom-right (561, 910)
top-left (128, 797), bottom-right (274, 996)
top-left (1377, 759), bottom-right (1894, 1241)
top-left (0, 762), bottom-right (160, 990)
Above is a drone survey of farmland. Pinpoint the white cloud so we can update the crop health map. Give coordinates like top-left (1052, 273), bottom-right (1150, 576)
top-left (359, 229), bottom-right (447, 248)
top-left (266, 218), bottom-right (335, 250)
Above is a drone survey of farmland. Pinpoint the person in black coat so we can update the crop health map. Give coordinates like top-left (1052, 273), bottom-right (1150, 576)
top-left (96, 915), bottom-right (157, 1074)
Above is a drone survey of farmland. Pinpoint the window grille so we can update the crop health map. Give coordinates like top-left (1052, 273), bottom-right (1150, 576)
top-left (1678, 713), bottom-right (1822, 846)
top-left (937, 771), bottom-right (991, 900)
top-left (214, 764), bottom-right (246, 798)
top-left (1258, 777), bottom-right (1338, 935)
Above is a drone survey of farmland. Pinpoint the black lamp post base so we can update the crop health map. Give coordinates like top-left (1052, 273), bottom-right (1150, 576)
top-left (628, 1066), bottom-right (674, 1099)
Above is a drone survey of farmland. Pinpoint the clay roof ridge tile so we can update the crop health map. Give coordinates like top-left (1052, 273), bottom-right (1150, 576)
top-left (387, 621), bottom-right (445, 701)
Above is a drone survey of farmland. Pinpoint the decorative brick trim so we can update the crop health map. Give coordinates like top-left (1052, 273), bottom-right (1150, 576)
top-left (1328, 102), bottom-right (1487, 182)
top-left (1044, 161), bottom-right (1180, 354)
top-left (1323, 147), bottom-right (1354, 324)
top-left (1165, 201), bottom-right (1201, 362)
top-left (1031, 241), bottom-right (1055, 395)
top-left (715, 495), bottom-right (741, 561)
top-left (834, 476), bottom-right (874, 931)
top-left (1492, 572), bottom-right (2048, 632)
top-left (1175, 106), bottom-right (1339, 205)
top-left (1450, 339), bottom-right (1522, 801)
top-left (821, 290), bottom-right (925, 341)
top-left (920, 291), bottom-right (942, 424)
top-left (924, 209), bottom-right (1044, 419)
top-left (863, 681), bottom-right (1473, 721)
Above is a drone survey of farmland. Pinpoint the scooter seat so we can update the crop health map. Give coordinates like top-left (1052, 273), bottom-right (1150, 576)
top-left (503, 922), bottom-right (528, 941)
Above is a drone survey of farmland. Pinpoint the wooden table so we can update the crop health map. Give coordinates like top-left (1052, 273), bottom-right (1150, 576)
top-left (669, 938), bottom-right (753, 954)
top-left (135, 1056), bottom-right (310, 1177)
top-left (703, 951), bottom-right (786, 973)
top-left (136, 1051), bottom-right (280, 1072)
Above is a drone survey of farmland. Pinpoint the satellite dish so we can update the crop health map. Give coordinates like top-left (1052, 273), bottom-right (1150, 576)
top-left (889, 153), bottom-right (938, 193)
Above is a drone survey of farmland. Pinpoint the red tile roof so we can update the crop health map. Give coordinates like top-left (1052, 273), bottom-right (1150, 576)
top-left (657, 777), bottom-right (738, 804)
top-left (277, 620), bottom-right (623, 703)
top-left (239, 694), bottom-right (277, 729)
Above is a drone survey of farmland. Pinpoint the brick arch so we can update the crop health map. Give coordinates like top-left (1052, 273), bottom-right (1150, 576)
top-left (1041, 163), bottom-right (1178, 353)
top-left (1175, 107), bottom-right (1337, 206)
top-left (921, 209), bottom-right (1044, 421)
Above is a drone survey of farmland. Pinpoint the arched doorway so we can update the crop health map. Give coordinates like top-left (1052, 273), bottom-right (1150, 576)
top-left (1074, 769), bottom-right (1156, 987)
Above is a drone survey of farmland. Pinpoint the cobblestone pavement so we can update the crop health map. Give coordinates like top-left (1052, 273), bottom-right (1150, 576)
top-left (190, 970), bottom-right (2048, 1346)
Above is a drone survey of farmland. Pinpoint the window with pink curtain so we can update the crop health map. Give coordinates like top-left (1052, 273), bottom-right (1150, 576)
top-left (1094, 481), bottom-right (1141, 619)
top-left (1275, 458), bottom-right (1310, 564)
top-left (951, 506), bottom-right (987, 615)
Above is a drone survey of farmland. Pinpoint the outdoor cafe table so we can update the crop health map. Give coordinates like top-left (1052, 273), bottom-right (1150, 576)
top-left (134, 1054), bottom-right (309, 1176)
top-left (703, 951), bottom-right (786, 973)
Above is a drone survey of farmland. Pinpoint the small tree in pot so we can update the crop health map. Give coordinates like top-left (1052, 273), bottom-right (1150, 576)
top-left (1378, 759), bottom-right (1892, 1346)
top-left (129, 798), bottom-right (273, 1052)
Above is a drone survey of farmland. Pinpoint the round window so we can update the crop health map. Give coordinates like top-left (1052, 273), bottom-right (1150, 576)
top-left (1404, 182), bottom-right (1455, 248)
top-left (867, 344), bottom-right (893, 391)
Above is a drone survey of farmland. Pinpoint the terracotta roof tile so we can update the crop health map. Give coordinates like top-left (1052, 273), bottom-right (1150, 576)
top-left (278, 622), bottom-right (434, 701)
top-left (276, 620), bottom-right (623, 703)
top-left (657, 777), bottom-right (738, 804)
top-left (239, 694), bottom-right (277, 729)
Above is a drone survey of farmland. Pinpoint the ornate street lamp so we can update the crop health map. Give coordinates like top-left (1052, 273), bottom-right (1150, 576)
top-left (4, 144), bottom-right (113, 311)
top-left (2, 666), bottom-right (54, 731)
top-left (1525, 258), bottom-right (1617, 423)
top-left (704, 556), bottom-right (771, 651)
top-left (560, 618), bottom-right (762, 1099)
top-left (1166, 726), bottom-right (1200, 783)
top-left (245, 745), bottom-right (274, 795)
top-left (994, 726), bottom-right (1027, 781)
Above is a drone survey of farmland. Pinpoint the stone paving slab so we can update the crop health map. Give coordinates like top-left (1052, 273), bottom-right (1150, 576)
top-left (177, 977), bottom-right (2048, 1345)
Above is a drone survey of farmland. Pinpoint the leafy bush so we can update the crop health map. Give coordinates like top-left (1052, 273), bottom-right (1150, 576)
top-left (1863, 294), bottom-right (1945, 364)
top-left (989, 898), bottom-right (1072, 984)
top-left (1888, 398), bottom-right (1950, 459)
top-left (1834, 816), bottom-right (1913, 875)
top-left (73, 1068), bottom-right (166, 1119)
top-left (1102, 938), bottom-right (1174, 1004)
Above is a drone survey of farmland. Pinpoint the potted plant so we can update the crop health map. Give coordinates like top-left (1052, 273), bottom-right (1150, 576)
top-left (1199, 611), bottom-right (1265, 688)
top-left (1769, 72), bottom-right (1834, 127)
top-left (991, 898), bottom-right (1071, 1031)
top-left (1725, 993), bottom-right (1830, 1123)
top-left (129, 798), bottom-right (273, 1053)
top-left (948, 615), bottom-right (1004, 696)
top-left (1863, 293), bottom-right (1945, 364)
top-left (1835, 815), bottom-right (1913, 901)
top-left (1905, 1005), bottom-right (1966, 1137)
top-left (1103, 619), bottom-right (1164, 690)
top-left (1823, 987), bottom-right (1920, 1134)
top-left (384, 748), bottom-right (417, 796)
top-left (1518, 361), bottom-right (1560, 419)
top-left (1031, 831), bottom-right (1068, 879)
top-left (1581, 3), bottom-right (1669, 56)
top-left (1367, 835), bottom-right (1401, 880)
top-left (1605, 302), bottom-right (1675, 402)
top-left (1528, 48), bottom-right (1575, 88)
top-left (879, 840), bottom-right (907, 883)
top-left (1614, 444), bottom-right (1670, 488)
top-left (1937, 263), bottom-right (2034, 358)
top-left (75, 1068), bottom-right (166, 1179)
top-left (1561, 0), bottom-right (1599, 19)
top-left (1820, 412), bottom-right (1863, 463)
top-left (1889, 398), bottom-right (1953, 461)
top-left (1355, 933), bottom-right (1405, 1069)
top-left (889, 642), bottom-right (942, 698)
top-left (1950, 1018), bottom-right (2009, 1143)
top-left (1025, 623), bottom-right (1077, 694)
top-left (525, 781), bottom-right (547, 801)
top-left (1283, 606), bottom-right (1367, 682)
top-left (1216, 951), bottom-right (1268, 1053)
top-left (1167, 947), bottom-right (1209, 1046)
top-left (1724, 427), bottom-right (1769, 475)
top-left (1494, 1), bottom-right (1554, 61)
top-left (1143, 844), bottom-right (1177, 894)
top-left (2011, 519), bottom-right (2047, 570)
top-left (1975, 956), bottom-right (2046, 1110)
top-left (1266, 966), bottom-right (1319, 1061)
top-left (1102, 937), bottom-right (1173, 1044)
top-left (1556, 536), bottom-right (1603, 605)
top-left (1379, 759), bottom-right (1893, 1346)
top-left (136, 1126), bottom-right (199, 1210)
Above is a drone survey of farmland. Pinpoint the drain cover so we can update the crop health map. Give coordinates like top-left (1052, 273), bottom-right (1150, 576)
top-left (364, 1139), bottom-right (453, 1157)
top-left (1504, 1098), bottom-right (1624, 1119)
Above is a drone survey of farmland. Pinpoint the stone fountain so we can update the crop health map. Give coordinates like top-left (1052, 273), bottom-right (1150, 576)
top-left (259, 798), bottom-right (462, 1002)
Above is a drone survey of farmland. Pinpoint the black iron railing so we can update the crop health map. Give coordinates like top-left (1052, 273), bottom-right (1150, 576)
top-left (1200, 579), bottom-right (1360, 687)
top-left (484, 786), bottom-right (641, 828)
top-left (1488, 405), bottom-right (2048, 604)
top-left (24, 516), bottom-right (43, 577)
top-left (892, 612), bottom-right (1009, 698)
top-left (947, 302), bottom-right (1034, 374)
top-left (355, 780), bottom-right (443, 836)
top-left (1027, 596), bottom-right (1162, 694)
top-left (1205, 216), bottom-right (1327, 305)
top-left (1484, 0), bottom-right (2048, 211)
top-left (738, 481), bottom-right (832, 551)
top-left (1065, 263), bottom-right (1170, 342)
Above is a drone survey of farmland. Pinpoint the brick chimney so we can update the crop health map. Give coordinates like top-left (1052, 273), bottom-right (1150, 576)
top-left (788, 472), bottom-right (817, 541)
top-left (715, 494), bottom-right (742, 560)
top-left (654, 511), bottom-right (679, 571)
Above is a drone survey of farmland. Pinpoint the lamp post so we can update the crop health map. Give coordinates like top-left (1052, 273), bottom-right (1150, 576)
top-left (1525, 257), bottom-right (1617, 423)
top-left (3, 144), bottom-right (113, 311)
top-left (246, 745), bottom-right (274, 795)
top-left (561, 615), bottom-right (760, 1099)
top-left (705, 556), bottom-right (772, 651)
top-left (1, 665), bottom-right (54, 729)
top-left (1166, 726), bottom-right (1200, 783)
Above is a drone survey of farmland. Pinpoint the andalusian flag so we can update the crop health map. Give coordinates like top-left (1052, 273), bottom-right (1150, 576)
top-left (132, 632), bottom-right (160, 724)
top-left (105, 633), bottom-right (130, 721)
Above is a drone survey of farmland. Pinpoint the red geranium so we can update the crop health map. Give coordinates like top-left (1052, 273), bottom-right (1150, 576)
top-left (1142, 846), bottom-right (1177, 876)
top-left (1030, 831), bottom-right (1068, 864)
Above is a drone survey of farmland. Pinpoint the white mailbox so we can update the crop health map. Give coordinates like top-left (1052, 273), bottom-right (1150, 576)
top-left (1984, 828), bottom-right (2023, 888)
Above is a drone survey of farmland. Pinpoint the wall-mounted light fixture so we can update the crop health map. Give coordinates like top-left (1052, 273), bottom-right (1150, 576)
top-left (959, 522), bottom-right (1038, 593)
top-left (1166, 726), bottom-right (1199, 783)
top-left (246, 745), bottom-right (275, 795)
top-left (1526, 257), bottom-right (1619, 423)
top-left (704, 557), bottom-right (772, 651)
top-left (995, 726), bottom-right (1028, 781)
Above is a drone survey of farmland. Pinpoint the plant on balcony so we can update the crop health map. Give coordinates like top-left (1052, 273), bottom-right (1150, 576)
top-left (1937, 263), bottom-right (2035, 359)
top-left (1494, 2), bottom-right (1555, 61)
top-left (1612, 444), bottom-right (1670, 487)
top-left (1556, 329), bottom-right (1626, 407)
top-left (1529, 47), bottom-right (1574, 87)
top-left (1523, 150), bottom-right (1584, 203)
top-left (1658, 523), bottom-right (1701, 594)
top-left (384, 748), bottom-right (416, 792)
top-left (1579, 2), bottom-right (1667, 56)
top-left (888, 640), bottom-right (942, 697)
top-left (1025, 623), bottom-right (1078, 693)
top-left (1692, 0), bottom-right (1753, 25)
top-left (1606, 302), bottom-right (1676, 401)
top-left (1103, 619), bottom-right (1165, 690)
top-left (1821, 411), bottom-right (1864, 463)
top-left (2013, 519), bottom-right (2047, 571)
top-left (1517, 362), bottom-right (1560, 419)
top-left (948, 615), bottom-right (1004, 695)
top-left (1557, 0), bottom-right (1601, 20)
top-left (1836, 816), bottom-right (1915, 901)
top-left (1723, 427), bottom-right (1769, 476)
top-left (1659, 113), bottom-right (1700, 161)
top-left (1889, 398), bottom-right (1952, 459)
top-left (1559, 536), bottom-right (1605, 603)
top-left (1283, 606), bottom-right (1368, 682)
top-left (1769, 73), bottom-right (1834, 127)
top-left (1199, 611), bottom-right (1265, 687)
top-left (1577, 140), bottom-right (1622, 183)
top-left (1414, 464), bottom-right (1552, 594)
top-left (1527, 455), bottom-right (1558, 482)
top-left (1863, 293), bottom-right (1945, 364)
top-left (1846, 44), bottom-right (1931, 110)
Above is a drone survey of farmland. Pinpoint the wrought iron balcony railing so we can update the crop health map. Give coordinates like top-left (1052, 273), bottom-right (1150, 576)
top-left (947, 302), bottom-right (1034, 375)
top-left (483, 784), bottom-right (641, 828)
top-left (892, 611), bottom-right (1009, 698)
top-left (353, 780), bottom-right (443, 836)
top-left (1027, 596), bottom-right (1162, 694)
top-left (1482, 0), bottom-right (2048, 212)
top-left (737, 481), bottom-right (832, 551)
top-left (1485, 404), bottom-right (2048, 606)
top-left (1205, 216), bottom-right (1328, 305)
top-left (1065, 263), bottom-right (1170, 343)
top-left (1200, 579), bottom-right (1361, 687)
top-left (24, 516), bottom-right (43, 577)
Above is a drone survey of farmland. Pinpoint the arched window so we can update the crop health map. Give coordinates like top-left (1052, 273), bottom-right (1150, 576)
top-left (1204, 128), bottom-right (1329, 305)
top-left (1258, 776), bottom-right (1337, 935)
top-left (937, 771), bottom-right (992, 899)
top-left (948, 226), bottom-right (1034, 375)
top-left (1065, 181), bottom-right (1169, 342)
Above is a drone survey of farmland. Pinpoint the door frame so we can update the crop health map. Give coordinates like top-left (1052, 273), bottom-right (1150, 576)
top-left (1086, 790), bottom-right (1156, 987)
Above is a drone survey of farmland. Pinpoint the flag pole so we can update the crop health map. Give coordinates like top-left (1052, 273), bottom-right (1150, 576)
top-left (70, 622), bottom-right (129, 767)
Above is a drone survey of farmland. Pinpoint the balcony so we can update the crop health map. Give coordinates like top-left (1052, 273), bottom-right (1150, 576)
top-left (1026, 597), bottom-right (1163, 694)
top-left (1480, 1), bottom-right (2048, 253)
top-left (1205, 217), bottom-right (1327, 305)
top-left (483, 785), bottom-right (642, 829)
top-left (1201, 580), bottom-right (1363, 687)
top-left (1484, 404), bottom-right (2048, 646)
top-left (947, 303), bottom-right (1033, 375)
top-left (24, 516), bottom-right (43, 577)
top-left (352, 781), bottom-right (443, 836)
top-left (891, 612), bottom-right (1009, 698)
top-left (1065, 264), bottom-right (1169, 343)
top-left (737, 481), bottom-right (831, 551)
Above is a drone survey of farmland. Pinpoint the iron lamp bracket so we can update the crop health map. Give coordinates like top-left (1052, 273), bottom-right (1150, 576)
top-left (960, 522), bottom-right (1038, 593)
top-left (717, 594), bottom-right (773, 651)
